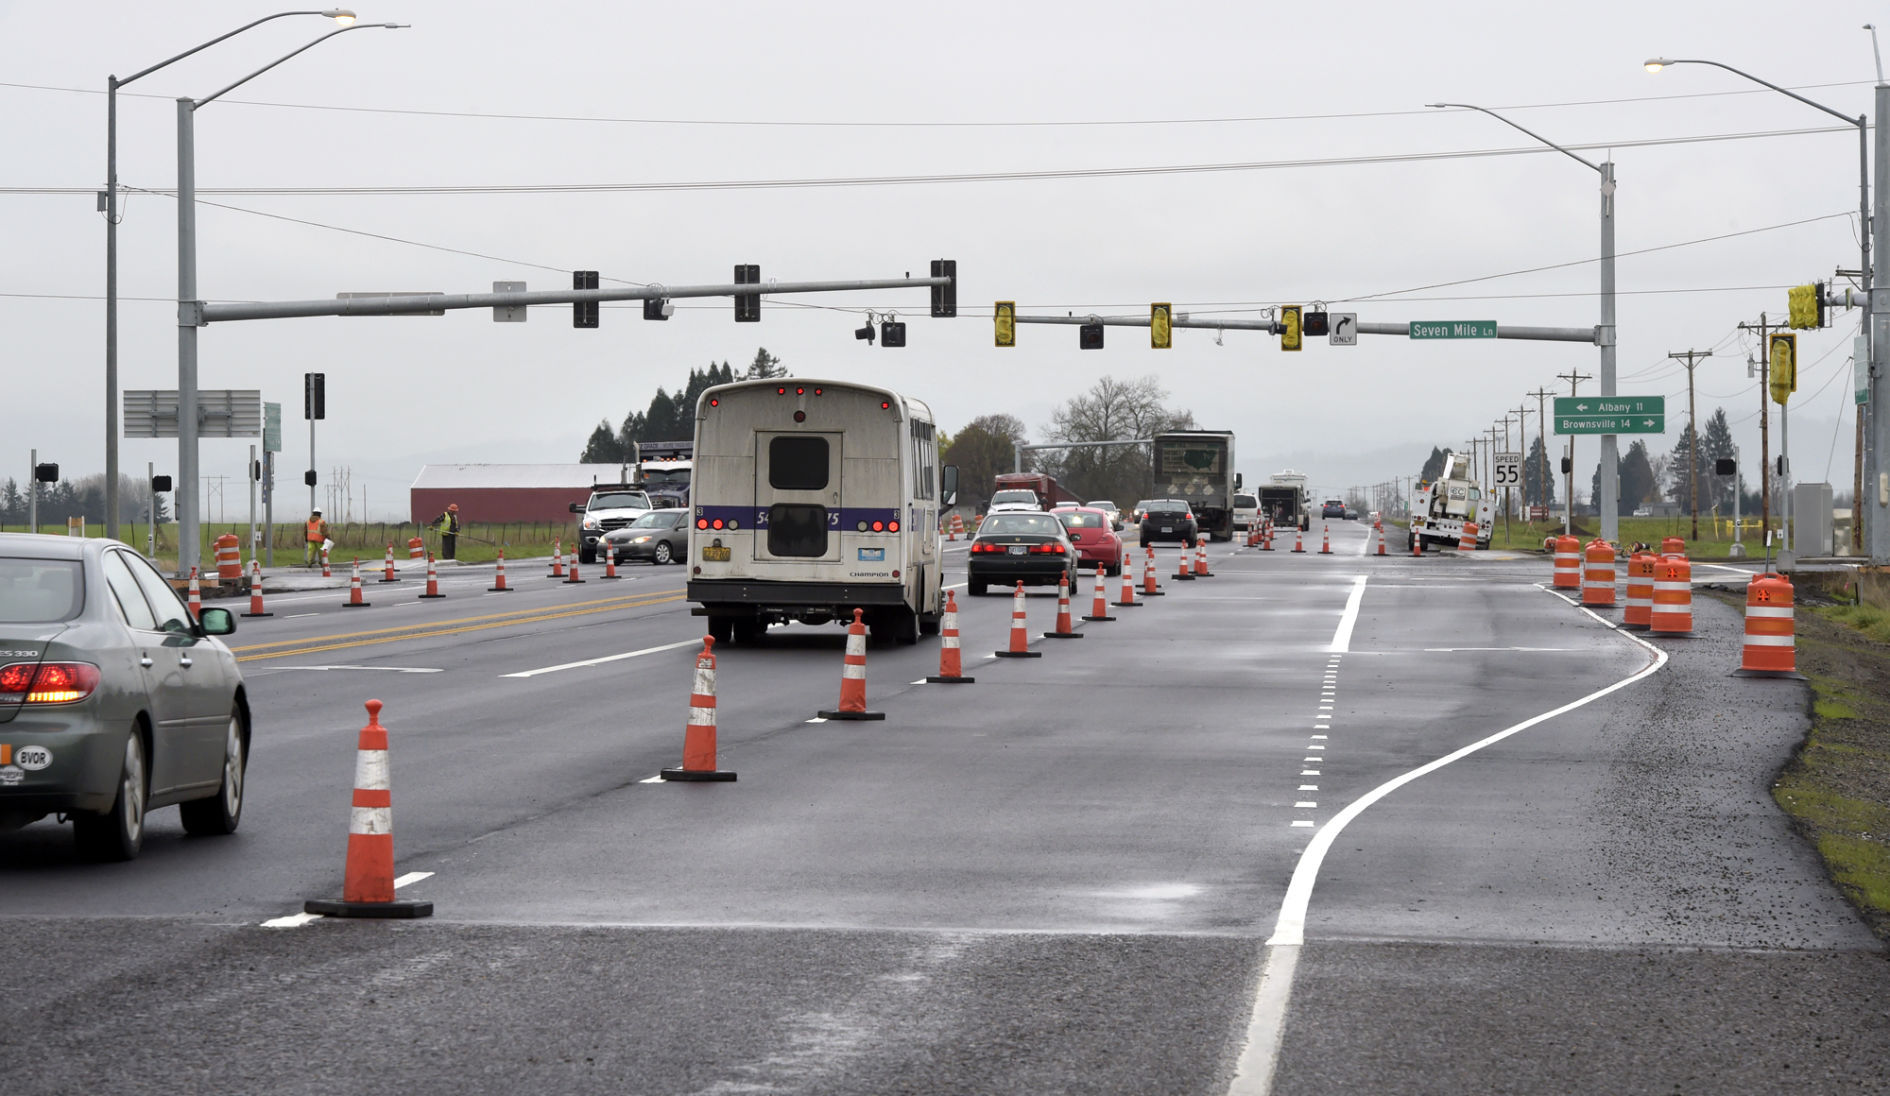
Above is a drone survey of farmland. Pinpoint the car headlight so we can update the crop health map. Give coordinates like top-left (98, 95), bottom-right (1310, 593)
top-left (582, 518), bottom-right (598, 530)
top-left (632, 535), bottom-right (653, 543)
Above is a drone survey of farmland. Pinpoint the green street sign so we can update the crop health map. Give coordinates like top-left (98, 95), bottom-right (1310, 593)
top-left (1409, 320), bottom-right (1497, 339)
top-left (1556, 414), bottom-right (1665, 435)
top-left (1554, 395), bottom-right (1664, 417)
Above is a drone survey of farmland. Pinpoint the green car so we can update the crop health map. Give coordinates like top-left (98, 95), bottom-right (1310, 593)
top-left (0, 534), bottom-right (249, 860)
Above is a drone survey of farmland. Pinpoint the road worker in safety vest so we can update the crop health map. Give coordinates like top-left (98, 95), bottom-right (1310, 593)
top-left (305, 508), bottom-right (330, 566)
top-left (433, 502), bottom-right (461, 560)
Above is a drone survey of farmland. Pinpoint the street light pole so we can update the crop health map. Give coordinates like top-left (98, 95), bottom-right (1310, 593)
top-left (104, 9), bottom-right (354, 544)
top-left (1427, 103), bottom-right (1619, 545)
top-left (174, 19), bottom-right (402, 578)
top-left (1647, 55), bottom-right (1880, 564)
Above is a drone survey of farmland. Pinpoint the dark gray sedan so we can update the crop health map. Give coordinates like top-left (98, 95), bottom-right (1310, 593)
top-left (601, 507), bottom-right (690, 565)
top-left (0, 534), bottom-right (249, 860)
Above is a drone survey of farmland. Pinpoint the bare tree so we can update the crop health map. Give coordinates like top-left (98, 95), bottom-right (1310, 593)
top-left (941, 414), bottom-right (1028, 511)
top-left (1040, 375), bottom-right (1195, 504)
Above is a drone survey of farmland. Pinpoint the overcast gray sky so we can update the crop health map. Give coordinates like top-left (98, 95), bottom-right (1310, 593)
top-left (4, 0), bottom-right (1882, 516)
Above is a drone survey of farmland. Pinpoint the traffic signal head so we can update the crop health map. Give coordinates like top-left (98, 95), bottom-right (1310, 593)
top-left (930, 259), bottom-right (957, 318)
top-left (1279, 305), bottom-right (1303, 352)
top-left (854, 322), bottom-right (876, 344)
top-left (1079, 322), bottom-right (1104, 350)
top-left (1151, 303), bottom-right (1172, 349)
top-left (304, 469), bottom-right (318, 487)
top-left (304, 372), bottom-right (325, 421)
top-left (1560, 456), bottom-right (1573, 474)
top-left (573, 270), bottom-right (599, 328)
top-left (151, 474), bottom-right (172, 493)
top-left (643, 298), bottom-right (672, 320)
top-left (880, 320), bottom-right (907, 347)
top-left (1768, 332), bottom-right (1797, 405)
top-left (1786, 282), bottom-right (1824, 330)
top-left (1714, 457), bottom-right (1737, 476)
top-left (994, 301), bottom-right (1016, 348)
top-left (1302, 310), bottom-right (1329, 337)
top-left (33, 462), bottom-right (58, 483)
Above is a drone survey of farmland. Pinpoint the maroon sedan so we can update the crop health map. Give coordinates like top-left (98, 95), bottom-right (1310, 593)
top-left (1055, 507), bottom-right (1125, 574)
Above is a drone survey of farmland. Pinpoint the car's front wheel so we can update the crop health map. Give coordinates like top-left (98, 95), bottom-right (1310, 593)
top-left (579, 546), bottom-right (596, 565)
top-left (654, 541), bottom-right (674, 565)
top-left (75, 728), bottom-right (147, 861)
top-left (181, 706), bottom-right (246, 837)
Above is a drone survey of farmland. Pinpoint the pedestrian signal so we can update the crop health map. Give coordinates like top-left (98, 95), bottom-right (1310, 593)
top-left (1786, 282), bottom-right (1824, 330)
top-left (1151, 303), bottom-right (1172, 349)
top-left (1080, 322), bottom-right (1104, 350)
top-left (1768, 333), bottom-right (1797, 405)
top-left (1279, 305), bottom-right (1302, 352)
top-left (994, 301), bottom-right (1016, 347)
top-left (572, 270), bottom-right (599, 328)
top-left (1302, 310), bottom-right (1329, 337)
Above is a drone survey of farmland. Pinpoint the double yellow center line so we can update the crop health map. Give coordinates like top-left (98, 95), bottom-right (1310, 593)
top-left (233, 591), bottom-right (684, 662)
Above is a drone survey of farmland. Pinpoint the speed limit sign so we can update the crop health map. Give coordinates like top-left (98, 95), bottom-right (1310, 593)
top-left (1493, 452), bottom-right (1523, 487)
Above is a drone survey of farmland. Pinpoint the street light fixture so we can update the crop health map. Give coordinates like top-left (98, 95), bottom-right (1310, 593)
top-left (1646, 54), bottom-right (1879, 563)
top-left (173, 19), bottom-right (405, 578)
top-left (1427, 102), bottom-right (1622, 546)
top-left (104, 9), bottom-right (356, 542)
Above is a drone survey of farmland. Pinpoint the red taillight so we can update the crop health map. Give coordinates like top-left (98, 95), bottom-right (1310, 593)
top-left (712, 519), bottom-right (725, 530)
top-left (696, 519), bottom-right (709, 529)
top-left (814, 387), bottom-right (824, 396)
top-left (795, 386), bottom-right (805, 395)
top-left (708, 397), bottom-right (719, 407)
top-left (888, 520), bottom-right (899, 532)
top-left (0, 662), bottom-right (101, 704)
top-left (880, 401), bottom-right (891, 409)
top-left (777, 386), bottom-right (787, 395)
top-left (871, 521), bottom-right (884, 532)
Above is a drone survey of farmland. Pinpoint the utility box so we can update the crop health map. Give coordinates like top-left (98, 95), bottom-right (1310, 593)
top-left (1793, 482), bottom-right (1833, 557)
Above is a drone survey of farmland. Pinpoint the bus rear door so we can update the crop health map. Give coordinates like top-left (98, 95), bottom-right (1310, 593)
top-left (754, 431), bottom-right (842, 564)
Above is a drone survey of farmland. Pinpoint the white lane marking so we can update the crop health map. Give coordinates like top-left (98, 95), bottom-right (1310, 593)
top-left (1422, 646), bottom-right (1574, 653)
top-left (278, 665), bottom-right (444, 674)
top-left (1299, 785), bottom-right (1318, 791)
top-left (260, 912), bottom-right (320, 929)
top-left (1328, 576), bottom-right (1367, 653)
top-left (502, 638), bottom-right (699, 679)
top-left (1300, 770), bottom-right (1320, 776)
top-left (1290, 820), bottom-right (1314, 828)
top-left (638, 774), bottom-right (665, 784)
top-left (1314, 724), bottom-right (1330, 730)
top-left (1310, 734), bottom-right (1327, 740)
top-left (284, 612), bottom-right (319, 620)
top-left (806, 717), bottom-right (829, 723)
top-left (1303, 757), bottom-right (1321, 763)
top-left (1307, 745), bottom-right (1325, 751)
top-left (1229, 588), bottom-right (1670, 1096)
top-left (1294, 801), bottom-right (1317, 809)
top-left (393, 871), bottom-right (433, 889)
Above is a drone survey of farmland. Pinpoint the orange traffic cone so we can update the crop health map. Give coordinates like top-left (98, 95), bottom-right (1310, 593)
top-left (1319, 524), bottom-right (1333, 554)
top-left (661, 638), bottom-right (737, 781)
top-left (418, 553), bottom-right (445, 599)
top-left (1375, 526), bottom-right (1387, 556)
top-left (380, 543), bottom-right (399, 583)
top-left (242, 559), bottom-right (273, 618)
top-left (1083, 564), bottom-right (1115, 622)
top-left (1292, 528), bottom-right (1306, 553)
top-left (186, 566), bottom-right (203, 620)
top-left (489, 548), bottom-right (513, 593)
top-left (926, 591), bottom-right (975, 683)
top-left (1261, 524), bottom-right (1274, 551)
top-left (818, 608), bottom-right (885, 719)
top-left (994, 582), bottom-right (1043, 658)
top-left (320, 548), bottom-right (331, 578)
top-left (1045, 573), bottom-right (1084, 638)
top-left (304, 699), bottom-right (433, 918)
top-left (1142, 546), bottom-right (1164, 596)
top-left (1412, 529), bottom-right (1424, 556)
top-left (343, 559), bottom-right (372, 607)
top-left (549, 540), bottom-right (565, 578)
top-left (1115, 550), bottom-right (1142, 608)
top-left (564, 555), bottom-right (586, 584)
top-left (1174, 545), bottom-right (1195, 581)
top-left (1194, 537), bottom-right (1213, 577)
top-left (600, 543), bottom-right (621, 580)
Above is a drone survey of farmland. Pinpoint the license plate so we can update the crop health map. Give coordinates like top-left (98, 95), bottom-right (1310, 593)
top-left (1161, 526), bottom-right (1173, 533)
top-left (1008, 545), bottom-right (1027, 556)
top-left (701, 545), bottom-right (731, 562)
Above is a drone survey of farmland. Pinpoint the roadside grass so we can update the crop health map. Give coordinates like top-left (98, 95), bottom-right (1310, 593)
top-left (1825, 603), bottom-right (1890, 644)
top-left (2, 521), bottom-right (578, 570)
top-left (1767, 618), bottom-right (1890, 941)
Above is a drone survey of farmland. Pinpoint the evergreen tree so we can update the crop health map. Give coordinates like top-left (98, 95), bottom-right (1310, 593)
top-left (1522, 435), bottom-right (1557, 509)
top-left (580, 420), bottom-right (625, 463)
top-left (1621, 440), bottom-right (1657, 513)
top-left (643, 390), bottom-right (683, 441)
top-left (0, 478), bottom-right (20, 526)
top-left (1701, 407), bottom-right (1736, 510)
top-left (745, 347), bottom-right (786, 380)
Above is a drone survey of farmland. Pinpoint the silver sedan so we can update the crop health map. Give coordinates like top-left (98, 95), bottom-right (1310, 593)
top-left (0, 534), bottom-right (249, 860)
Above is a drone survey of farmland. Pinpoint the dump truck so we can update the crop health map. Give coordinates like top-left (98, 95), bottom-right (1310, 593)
top-left (1151, 431), bottom-right (1238, 540)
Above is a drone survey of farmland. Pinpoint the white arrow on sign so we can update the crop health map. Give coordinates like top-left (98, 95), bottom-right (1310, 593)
top-left (1575, 402), bottom-right (1589, 412)
top-left (1330, 313), bottom-right (1358, 346)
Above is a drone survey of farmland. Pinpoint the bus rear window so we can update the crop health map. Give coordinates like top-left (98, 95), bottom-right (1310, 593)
top-left (769, 437), bottom-right (829, 491)
top-left (767, 504), bottom-right (829, 557)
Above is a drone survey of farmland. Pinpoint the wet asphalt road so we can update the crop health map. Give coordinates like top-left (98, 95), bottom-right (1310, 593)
top-left (3, 523), bottom-right (1884, 1095)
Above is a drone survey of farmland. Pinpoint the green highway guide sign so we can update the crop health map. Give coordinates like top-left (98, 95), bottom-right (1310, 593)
top-left (1409, 320), bottom-right (1496, 339)
top-left (1554, 395), bottom-right (1665, 435)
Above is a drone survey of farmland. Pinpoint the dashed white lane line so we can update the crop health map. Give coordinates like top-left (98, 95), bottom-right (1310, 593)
top-left (638, 774), bottom-right (665, 784)
top-left (1299, 785), bottom-right (1318, 791)
top-left (502, 638), bottom-right (699, 679)
top-left (1289, 820), bottom-right (1315, 828)
top-left (260, 870), bottom-right (435, 928)
top-left (1293, 801), bottom-right (1317, 809)
top-left (1300, 769), bottom-right (1320, 776)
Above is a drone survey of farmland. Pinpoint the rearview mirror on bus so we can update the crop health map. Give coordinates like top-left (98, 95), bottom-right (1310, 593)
top-left (941, 465), bottom-right (959, 507)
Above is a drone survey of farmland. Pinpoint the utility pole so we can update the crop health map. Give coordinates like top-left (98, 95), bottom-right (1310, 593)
top-left (1511, 404), bottom-right (1531, 520)
top-left (1737, 315), bottom-right (1773, 536)
top-left (1528, 386), bottom-right (1554, 522)
top-left (1556, 371), bottom-right (1592, 534)
top-left (1668, 348), bottom-right (1713, 541)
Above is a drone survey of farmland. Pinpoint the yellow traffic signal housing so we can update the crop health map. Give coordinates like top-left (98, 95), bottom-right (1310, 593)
top-left (1279, 305), bottom-right (1303, 352)
top-left (1786, 283), bottom-right (1824, 330)
top-left (994, 301), bottom-right (1016, 348)
top-left (1768, 332), bottom-right (1797, 405)
top-left (1151, 302), bottom-right (1172, 349)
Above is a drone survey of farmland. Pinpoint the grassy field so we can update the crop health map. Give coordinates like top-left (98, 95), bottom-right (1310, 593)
top-left (1414, 516), bottom-right (1794, 560)
top-left (1, 521), bottom-right (580, 570)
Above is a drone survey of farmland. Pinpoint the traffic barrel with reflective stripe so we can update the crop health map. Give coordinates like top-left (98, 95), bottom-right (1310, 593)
top-left (663, 638), bottom-right (737, 780)
top-left (1581, 539), bottom-right (1617, 607)
top-left (1458, 521), bottom-right (1478, 552)
top-left (214, 534), bottom-right (242, 580)
top-left (1084, 564), bottom-right (1115, 622)
top-left (926, 591), bottom-right (975, 683)
top-left (1045, 573), bottom-right (1083, 638)
top-left (1737, 573), bottom-right (1798, 675)
top-left (1650, 556), bottom-right (1692, 634)
top-left (995, 582), bottom-right (1043, 658)
top-left (1622, 553), bottom-right (1654, 629)
top-left (407, 536), bottom-right (425, 560)
top-left (305, 699), bottom-right (433, 918)
top-left (1661, 536), bottom-right (1687, 557)
top-left (818, 608), bottom-right (885, 719)
top-left (1552, 535), bottom-right (1581, 588)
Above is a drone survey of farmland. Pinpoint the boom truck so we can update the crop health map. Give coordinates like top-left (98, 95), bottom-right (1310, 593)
top-left (1151, 431), bottom-right (1238, 540)
top-left (1408, 451), bottom-right (1494, 551)
top-left (1258, 469), bottom-right (1311, 532)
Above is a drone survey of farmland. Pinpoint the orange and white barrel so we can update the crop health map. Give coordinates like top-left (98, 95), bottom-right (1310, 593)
top-left (1552, 534), bottom-right (1581, 589)
top-left (214, 534), bottom-right (242, 579)
top-left (1581, 540), bottom-right (1617, 607)
top-left (407, 536), bottom-right (425, 560)
top-left (1661, 536), bottom-right (1687, 557)
top-left (1621, 553), bottom-right (1654, 629)
top-left (1458, 521), bottom-right (1478, 552)
top-left (1740, 573), bottom-right (1796, 674)
top-left (1649, 556), bottom-right (1692, 634)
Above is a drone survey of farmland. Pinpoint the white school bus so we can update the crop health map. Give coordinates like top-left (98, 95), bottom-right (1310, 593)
top-left (686, 378), bottom-right (957, 645)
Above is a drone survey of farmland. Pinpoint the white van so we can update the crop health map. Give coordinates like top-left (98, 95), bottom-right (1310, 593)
top-left (1232, 492), bottom-right (1259, 530)
top-left (686, 378), bottom-right (956, 645)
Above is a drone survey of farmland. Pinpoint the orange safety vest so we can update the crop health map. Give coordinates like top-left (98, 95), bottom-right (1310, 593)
top-left (307, 518), bottom-right (326, 543)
